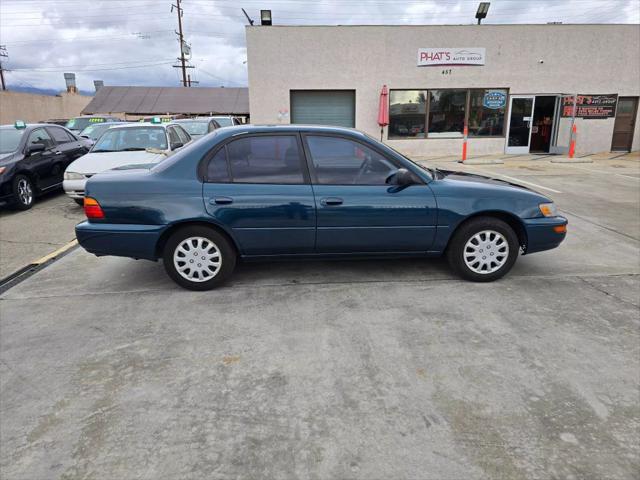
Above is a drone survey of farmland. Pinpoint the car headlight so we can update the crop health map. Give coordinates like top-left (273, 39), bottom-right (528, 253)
top-left (64, 171), bottom-right (85, 180)
top-left (539, 202), bottom-right (558, 217)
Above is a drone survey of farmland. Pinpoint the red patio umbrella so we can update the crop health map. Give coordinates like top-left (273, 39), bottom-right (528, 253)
top-left (377, 84), bottom-right (389, 141)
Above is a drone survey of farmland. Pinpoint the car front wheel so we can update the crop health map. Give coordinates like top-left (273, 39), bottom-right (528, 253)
top-left (12, 174), bottom-right (34, 210)
top-left (447, 217), bottom-right (519, 282)
top-left (163, 225), bottom-right (236, 290)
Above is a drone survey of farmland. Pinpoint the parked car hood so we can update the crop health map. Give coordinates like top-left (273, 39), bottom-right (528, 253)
top-left (437, 169), bottom-right (536, 192)
top-left (66, 150), bottom-right (167, 175)
top-left (0, 152), bottom-right (17, 164)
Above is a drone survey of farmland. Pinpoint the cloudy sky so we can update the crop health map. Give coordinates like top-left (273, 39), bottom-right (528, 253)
top-left (1, 0), bottom-right (638, 92)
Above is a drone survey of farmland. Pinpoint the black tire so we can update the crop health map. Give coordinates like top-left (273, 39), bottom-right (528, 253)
top-left (163, 225), bottom-right (236, 290)
top-left (446, 217), bottom-right (519, 282)
top-left (74, 198), bottom-right (84, 206)
top-left (12, 174), bottom-right (35, 210)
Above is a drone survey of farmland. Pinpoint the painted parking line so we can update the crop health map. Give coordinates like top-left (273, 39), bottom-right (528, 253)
top-left (463, 168), bottom-right (563, 194)
top-left (552, 163), bottom-right (640, 180)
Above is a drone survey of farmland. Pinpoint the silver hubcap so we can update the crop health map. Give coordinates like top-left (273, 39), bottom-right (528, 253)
top-left (464, 230), bottom-right (509, 274)
top-left (17, 179), bottom-right (33, 205)
top-left (173, 236), bottom-right (222, 283)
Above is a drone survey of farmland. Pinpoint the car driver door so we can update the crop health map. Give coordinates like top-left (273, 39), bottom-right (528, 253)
top-left (302, 134), bottom-right (437, 253)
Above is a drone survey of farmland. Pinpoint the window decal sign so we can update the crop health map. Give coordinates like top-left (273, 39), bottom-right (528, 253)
top-left (483, 90), bottom-right (507, 109)
top-left (417, 48), bottom-right (486, 66)
top-left (561, 94), bottom-right (618, 119)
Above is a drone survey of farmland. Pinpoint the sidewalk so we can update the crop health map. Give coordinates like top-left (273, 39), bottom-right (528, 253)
top-left (410, 150), bottom-right (639, 164)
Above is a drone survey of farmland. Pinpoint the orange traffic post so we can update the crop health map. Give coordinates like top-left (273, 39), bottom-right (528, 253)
top-left (461, 125), bottom-right (468, 162)
top-left (568, 124), bottom-right (577, 158)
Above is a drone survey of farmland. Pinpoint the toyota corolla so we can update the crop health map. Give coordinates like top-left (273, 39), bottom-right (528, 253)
top-left (76, 125), bottom-right (567, 290)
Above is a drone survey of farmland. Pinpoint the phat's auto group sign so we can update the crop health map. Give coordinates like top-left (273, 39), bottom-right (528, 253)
top-left (417, 48), bottom-right (486, 66)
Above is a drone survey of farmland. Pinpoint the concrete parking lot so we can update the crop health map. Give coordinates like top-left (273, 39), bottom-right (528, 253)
top-left (1, 154), bottom-right (639, 479)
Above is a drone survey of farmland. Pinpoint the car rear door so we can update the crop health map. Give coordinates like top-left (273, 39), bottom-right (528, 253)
top-left (46, 126), bottom-right (87, 178)
top-left (202, 133), bottom-right (316, 255)
top-left (302, 133), bottom-right (437, 253)
top-left (24, 128), bottom-right (61, 189)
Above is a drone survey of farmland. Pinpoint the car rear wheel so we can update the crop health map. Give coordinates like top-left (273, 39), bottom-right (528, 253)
top-left (12, 174), bottom-right (34, 210)
top-left (446, 217), bottom-right (519, 282)
top-left (163, 226), bottom-right (236, 290)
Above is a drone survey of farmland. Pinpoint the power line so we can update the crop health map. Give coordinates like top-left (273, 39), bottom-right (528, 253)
top-left (12, 60), bottom-right (175, 73)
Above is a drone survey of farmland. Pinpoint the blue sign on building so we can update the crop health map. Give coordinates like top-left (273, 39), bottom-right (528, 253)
top-left (483, 90), bottom-right (507, 109)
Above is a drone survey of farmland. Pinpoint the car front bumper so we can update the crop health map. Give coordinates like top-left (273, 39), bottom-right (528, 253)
top-left (75, 221), bottom-right (165, 261)
top-left (523, 216), bottom-right (568, 254)
top-left (63, 178), bottom-right (87, 199)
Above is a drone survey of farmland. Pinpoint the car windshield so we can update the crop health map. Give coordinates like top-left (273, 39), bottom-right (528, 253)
top-left (66, 117), bottom-right (106, 131)
top-left (79, 123), bottom-right (112, 140)
top-left (213, 117), bottom-right (233, 127)
top-left (177, 121), bottom-right (208, 135)
top-left (92, 127), bottom-right (168, 152)
top-left (0, 128), bottom-right (26, 154)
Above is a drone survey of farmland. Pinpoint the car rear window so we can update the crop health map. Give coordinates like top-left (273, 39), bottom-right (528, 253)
top-left (225, 135), bottom-right (304, 184)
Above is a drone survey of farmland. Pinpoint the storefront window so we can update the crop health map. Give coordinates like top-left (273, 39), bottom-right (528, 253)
top-left (468, 89), bottom-right (507, 136)
top-left (389, 90), bottom-right (426, 138)
top-left (428, 90), bottom-right (467, 137)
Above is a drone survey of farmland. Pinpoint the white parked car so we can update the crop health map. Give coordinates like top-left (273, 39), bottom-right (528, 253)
top-left (210, 115), bottom-right (243, 127)
top-left (63, 121), bottom-right (191, 205)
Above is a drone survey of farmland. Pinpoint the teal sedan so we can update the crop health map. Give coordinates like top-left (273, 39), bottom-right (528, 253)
top-left (76, 125), bottom-right (567, 290)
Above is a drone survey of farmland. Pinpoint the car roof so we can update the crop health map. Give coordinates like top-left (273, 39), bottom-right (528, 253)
top-left (172, 118), bottom-right (211, 122)
top-left (1, 123), bottom-right (60, 129)
top-left (217, 124), bottom-right (361, 134)
top-left (106, 123), bottom-right (169, 130)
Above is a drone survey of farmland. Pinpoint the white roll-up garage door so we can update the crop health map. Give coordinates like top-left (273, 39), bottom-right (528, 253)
top-left (290, 90), bottom-right (355, 128)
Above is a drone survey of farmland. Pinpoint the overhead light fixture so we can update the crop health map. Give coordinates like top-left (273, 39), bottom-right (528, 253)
top-left (260, 10), bottom-right (272, 26)
top-left (476, 2), bottom-right (490, 24)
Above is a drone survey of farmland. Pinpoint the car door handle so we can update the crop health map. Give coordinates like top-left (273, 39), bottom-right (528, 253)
top-left (321, 197), bottom-right (343, 206)
top-left (210, 196), bottom-right (233, 205)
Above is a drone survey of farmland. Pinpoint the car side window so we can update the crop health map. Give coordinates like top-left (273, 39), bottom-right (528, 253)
top-left (27, 128), bottom-right (54, 149)
top-left (226, 135), bottom-right (305, 184)
top-left (175, 126), bottom-right (191, 144)
top-left (305, 135), bottom-right (398, 185)
top-left (167, 127), bottom-right (181, 148)
top-left (47, 127), bottom-right (74, 144)
top-left (206, 148), bottom-right (230, 182)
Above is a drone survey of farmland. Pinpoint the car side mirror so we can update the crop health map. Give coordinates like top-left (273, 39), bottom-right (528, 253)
top-left (170, 141), bottom-right (183, 150)
top-left (387, 168), bottom-right (415, 186)
top-left (26, 143), bottom-right (46, 155)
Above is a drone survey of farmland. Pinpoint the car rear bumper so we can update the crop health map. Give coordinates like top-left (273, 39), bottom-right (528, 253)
top-left (523, 216), bottom-right (568, 254)
top-left (63, 179), bottom-right (87, 199)
top-left (75, 221), bottom-right (164, 261)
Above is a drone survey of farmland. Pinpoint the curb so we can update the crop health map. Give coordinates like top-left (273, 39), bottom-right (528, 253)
top-left (0, 239), bottom-right (78, 295)
top-left (458, 158), bottom-right (504, 165)
top-left (550, 158), bottom-right (594, 164)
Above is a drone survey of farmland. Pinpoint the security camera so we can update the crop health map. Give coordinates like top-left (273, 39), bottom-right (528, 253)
top-left (538, 59), bottom-right (544, 64)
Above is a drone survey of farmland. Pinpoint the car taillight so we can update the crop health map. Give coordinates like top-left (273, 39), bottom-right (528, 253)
top-left (84, 197), bottom-right (105, 219)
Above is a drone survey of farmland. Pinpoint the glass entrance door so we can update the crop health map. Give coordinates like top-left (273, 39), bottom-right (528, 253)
top-left (505, 96), bottom-right (535, 154)
top-left (550, 94), bottom-right (576, 154)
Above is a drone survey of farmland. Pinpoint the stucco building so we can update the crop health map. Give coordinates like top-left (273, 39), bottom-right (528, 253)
top-left (246, 24), bottom-right (640, 157)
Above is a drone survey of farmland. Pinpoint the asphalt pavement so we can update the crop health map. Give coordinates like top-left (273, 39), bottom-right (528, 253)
top-left (1, 154), bottom-right (639, 479)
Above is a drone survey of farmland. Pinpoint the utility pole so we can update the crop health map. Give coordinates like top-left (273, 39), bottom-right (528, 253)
top-left (0, 46), bottom-right (8, 91)
top-left (172, 0), bottom-right (187, 87)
